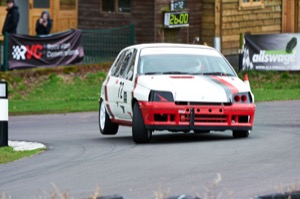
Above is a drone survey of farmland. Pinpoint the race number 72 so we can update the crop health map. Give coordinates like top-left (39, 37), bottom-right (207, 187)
top-left (118, 81), bottom-right (124, 99)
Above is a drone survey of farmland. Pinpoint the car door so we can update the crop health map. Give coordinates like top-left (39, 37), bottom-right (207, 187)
top-left (114, 48), bottom-right (137, 120)
top-left (104, 49), bottom-right (127, 119)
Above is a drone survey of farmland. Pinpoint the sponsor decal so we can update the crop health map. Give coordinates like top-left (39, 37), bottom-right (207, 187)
top-left (243, 34), bottom-right (300, 71)
top-left (8, 30), bottom-right (84, 69)
top-left (252, 50), bottom-right (295, 65)
top-left (11, 45), bottom-right (27, 60)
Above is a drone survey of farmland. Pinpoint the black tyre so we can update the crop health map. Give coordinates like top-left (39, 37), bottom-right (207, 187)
top-left (193, 130), bottom-right (210, 134)
top-left (232, 130), bottom-right (250, 138)
top-left (233, 116), bottom-right (250, 138)
top-left (99, 100), bottom-right (119, 135)
top-left (132, 102), bottom-right (152, 143)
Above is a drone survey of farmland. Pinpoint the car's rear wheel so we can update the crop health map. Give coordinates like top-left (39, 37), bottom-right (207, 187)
top-left (232, 116), bottom-right (250, 138)
top-left (99, 99), bottom-right (119, 135)
top-left (132, 102), bottom-right (152, 143)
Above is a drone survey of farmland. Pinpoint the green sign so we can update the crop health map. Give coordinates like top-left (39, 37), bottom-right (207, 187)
top-left (164, 12), bottom-right (189, 28)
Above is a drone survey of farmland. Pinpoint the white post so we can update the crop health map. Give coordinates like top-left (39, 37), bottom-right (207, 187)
top-left (0, 81), bottom-right (8, 147)
top-left (170, 0), bottom-right (174, 11)
top-left (213, 37), bottom-right (221, 52)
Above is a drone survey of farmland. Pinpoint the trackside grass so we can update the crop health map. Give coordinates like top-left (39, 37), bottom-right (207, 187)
top-left (239, 70), bottom-right (300, 101)
top-left (0, 65), bottom-right (299, 115)
top-left (0, 146), bottom-right (45, 164)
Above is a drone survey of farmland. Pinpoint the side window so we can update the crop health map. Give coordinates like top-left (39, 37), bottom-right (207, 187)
top-left (110, 50), bottom-right (127, 76)
top-left (118, 51), bottom-right (132, 77)
top-left (124, 49), bottom-right (137, 80)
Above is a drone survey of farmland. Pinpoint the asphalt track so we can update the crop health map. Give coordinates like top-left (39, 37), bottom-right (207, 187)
top-left (1, 100), bottom-right (300, 199)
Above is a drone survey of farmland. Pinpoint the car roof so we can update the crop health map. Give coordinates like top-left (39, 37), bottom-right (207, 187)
top-left (124, 43), bottom-right (216, 51)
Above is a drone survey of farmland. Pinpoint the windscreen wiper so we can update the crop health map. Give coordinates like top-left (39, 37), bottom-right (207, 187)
top-left (144, 72), bottom-right (163, 75)
top-left (202, 72), bottom-right (234, 76)
top-left (162, 71), bottom-right (190, 75)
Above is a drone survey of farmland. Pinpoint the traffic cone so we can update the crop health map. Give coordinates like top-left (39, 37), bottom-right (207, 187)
top-left (244, 74), bottom-right (251, 89)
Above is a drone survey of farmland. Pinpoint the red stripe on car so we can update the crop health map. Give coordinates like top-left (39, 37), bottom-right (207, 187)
top-left (132, 75), bottom-right (139, 99)
top-left (106, 103), bottom-right (115, 119)
top-left (104, 77), bottom-right (115, 119)
top-left (169, 76), bottom-right (194, 79)
top-left (211, 76), bottom-right (239, 94)
top-left (104, 76), bottom-right (110, 101)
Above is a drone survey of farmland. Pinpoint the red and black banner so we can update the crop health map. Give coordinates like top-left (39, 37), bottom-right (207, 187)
top-left (8, 30), bottom-right (84, 69)
top-left (242, 33), bottom-right (300, 71)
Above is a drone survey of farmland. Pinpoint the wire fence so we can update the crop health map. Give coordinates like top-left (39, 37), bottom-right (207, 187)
top-left (0, 24), bottom-right (135, 71)
top-left (81, 24), bottom-right (135, 64)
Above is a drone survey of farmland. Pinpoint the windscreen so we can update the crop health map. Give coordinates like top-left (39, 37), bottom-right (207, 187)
top-left (138, 47), bottom-right (236, 76)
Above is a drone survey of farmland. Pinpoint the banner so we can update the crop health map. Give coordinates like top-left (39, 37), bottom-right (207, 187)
top-left (8, 30), bottom-right (84, 69)
top-left (242, 33), bottom-right (299, 71)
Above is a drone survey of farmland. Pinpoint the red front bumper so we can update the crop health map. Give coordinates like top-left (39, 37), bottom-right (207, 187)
top-left (139, 101), bottom-right (255, 131)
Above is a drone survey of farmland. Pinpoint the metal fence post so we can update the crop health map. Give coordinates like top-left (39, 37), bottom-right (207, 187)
top-left (0, 81), bottom-right (8, 147)
top-left (4, 32), bottom-right (8, 71)
top-left (238, 33), bottom-right (244, 72)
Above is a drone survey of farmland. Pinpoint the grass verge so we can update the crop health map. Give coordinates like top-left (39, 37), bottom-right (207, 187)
top-left (0, 146), bottom-right (45, 164)
top-left (239, 70), bottom-right (300, 101)
top-left (0, 64), bottom-right (109, 115)
top-left (0, 65), bottom-right (299, 115)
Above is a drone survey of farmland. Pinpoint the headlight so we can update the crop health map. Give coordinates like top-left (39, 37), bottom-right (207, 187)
top-left (148, 90), bottom-right (174, 102)
top-left (232, 92), bottom-right (253, 103)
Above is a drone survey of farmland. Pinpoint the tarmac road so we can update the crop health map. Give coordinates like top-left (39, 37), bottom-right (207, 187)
top-left (1, 101), bottom-right (300, 199)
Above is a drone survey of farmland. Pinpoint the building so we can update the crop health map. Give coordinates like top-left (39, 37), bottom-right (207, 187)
top-left (78, 0), bottom-right (300, 66)
top-left (202, 0), bottom-right (300, 56)
top-left (0, 0), bottom-right (78, 39)
top-left (1, 0), bottom-right (299, 65)
top-left (78, 0), bottom-right (201, 44)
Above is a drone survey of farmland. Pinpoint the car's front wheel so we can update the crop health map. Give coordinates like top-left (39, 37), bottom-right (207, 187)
top-left (232, 130), bottom-right (250, 138)
top-left (232, 116), bottom-right (250, 138)
top-left (132, 102), bottom-right (152, 143)
top-left (99, 99), bottom-right (119, 135)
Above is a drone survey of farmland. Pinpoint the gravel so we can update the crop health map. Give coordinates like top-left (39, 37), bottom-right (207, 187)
top-left (8, 140), bottom-right (46, 151)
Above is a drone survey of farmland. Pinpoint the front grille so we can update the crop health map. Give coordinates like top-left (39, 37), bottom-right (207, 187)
top-left (179, 114), bottom-right (227, 123)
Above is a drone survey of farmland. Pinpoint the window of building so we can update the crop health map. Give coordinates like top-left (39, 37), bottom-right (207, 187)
top-left (118, 0), bottom-right (131, 13)
top-left (102, 0), bottom-right (115, 12)
top-left (101, 0), bottom-right (131, 13)
top-left (33, 0), bottom-right (50, 8)
top-left (239, 0), bottom-right (264, 9)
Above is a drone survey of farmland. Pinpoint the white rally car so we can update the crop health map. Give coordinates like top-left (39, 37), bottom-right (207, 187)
top-left (99, 43), bottom-right (256, 143)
